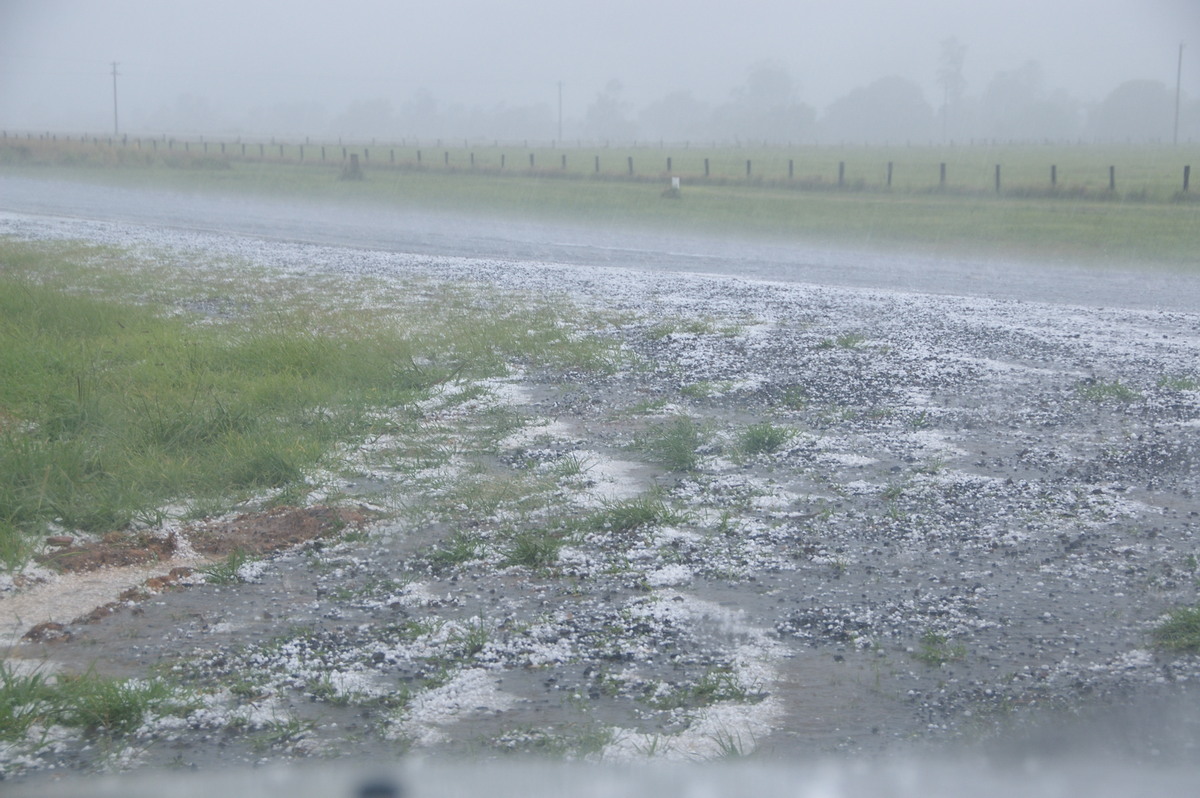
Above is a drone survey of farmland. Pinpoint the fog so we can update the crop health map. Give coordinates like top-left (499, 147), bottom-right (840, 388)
top-left (2, 0), bottom-right (1198, 143)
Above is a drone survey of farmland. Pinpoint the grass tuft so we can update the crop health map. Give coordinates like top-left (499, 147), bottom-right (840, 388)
top-left (1151, 605), bottom-right (1200, 653)
top-left (645, 415), bottom-right (704, 471)
top-left (1076, 379), bottom-right (1142, 402)
top-left (737, 422), bottom-right (791, 456)
top-left (590, 493), bottom-right (688, 534)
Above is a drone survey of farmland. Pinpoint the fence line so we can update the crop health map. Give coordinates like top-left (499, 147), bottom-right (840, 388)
top-left (2, 130), bottom-right (1196, 197)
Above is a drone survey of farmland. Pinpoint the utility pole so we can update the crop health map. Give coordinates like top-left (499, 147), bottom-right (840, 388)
top-left (557, 81), bottom-right (563, 143)
top-left (111, 61), bottom-right (120, 136)
top-left (1174, 42), bottom-right (1185, 146)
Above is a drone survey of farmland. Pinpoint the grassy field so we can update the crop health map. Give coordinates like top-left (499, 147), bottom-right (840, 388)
top-left (2, 136), bottom-right (1200, 266)
top-left (0, 239), bottom-right (616, 569)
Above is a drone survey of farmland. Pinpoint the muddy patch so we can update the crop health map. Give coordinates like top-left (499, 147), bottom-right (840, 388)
top-left (2, 505), bottom-right (370, 646)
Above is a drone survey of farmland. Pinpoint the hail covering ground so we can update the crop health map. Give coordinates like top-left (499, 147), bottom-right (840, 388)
top-left (1, 209), bottom-right (1199, 777)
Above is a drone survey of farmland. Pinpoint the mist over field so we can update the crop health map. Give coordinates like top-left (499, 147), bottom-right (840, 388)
top-left (2, 0), bottom-right (1198, 143)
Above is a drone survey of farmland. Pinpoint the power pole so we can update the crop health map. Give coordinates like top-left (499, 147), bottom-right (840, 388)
top-left (557, 81), bottom-right (563, 143)
top-left (1175, 42), bottom-right (1185, 146)
top-left (111, 61), bottom-right (120, 136)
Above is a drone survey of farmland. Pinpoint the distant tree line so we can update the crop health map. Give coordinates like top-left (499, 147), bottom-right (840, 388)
top-left (143, 59), bottom-right (1200, 145)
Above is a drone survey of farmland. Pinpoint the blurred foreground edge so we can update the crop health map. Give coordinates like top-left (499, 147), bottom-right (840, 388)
top-left (8, 758), bottom-right (1200, 798)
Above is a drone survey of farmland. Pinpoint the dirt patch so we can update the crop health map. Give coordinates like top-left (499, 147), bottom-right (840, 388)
top-left (188, 505), bottom-right (368, 557)
top-left (32, 505), bottom-right (368, 575)
top-left (36, 531), bottom-right (177, 573)
top-left (6, 505), bottom-right (372, 644)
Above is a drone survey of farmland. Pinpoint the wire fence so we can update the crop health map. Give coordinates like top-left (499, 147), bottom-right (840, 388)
top-left (4, 130), bottom-right (1198, 201)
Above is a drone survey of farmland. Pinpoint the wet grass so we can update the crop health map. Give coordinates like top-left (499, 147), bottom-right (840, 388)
top-left (911, 631), bottom-right (967, 666)
top-left (0, 662), bottom-right (194, 746)
top-left (196, 548), bottom-right (256, 585)
top-left (1076, 378), bottom-right (1143, 402)
top-left (737, 422), bottom-right (791, 456)
top-left (500, 527), bottom-right (567, 569)
top-left (5, 139), bottom-right (1200, 267)
top-left (0, 239), bottom-right (618, 569)
top-left (644, 415), bottom-right (705, 471)
top-left (1151, 605), bottom-right (1200, 653)
top-left (589, 493), bottom-right (690, 533)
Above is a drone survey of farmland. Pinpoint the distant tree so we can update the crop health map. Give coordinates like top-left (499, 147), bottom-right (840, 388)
top-left (820, 76), bottom-right (934, 144)
top-left (980, 61), bottom-right (1080, 142)
top-left (584, 80), bottom-right (637, 142)
top-left (1183, 95), bottom-right (1200, 143)
top-left (1089, 79), bottom-right (1175, 142)
top-left (639, 90), bottom-right (712, 143)
top-left (712, 61), bottom-right (816, 143)
top-left (250, 102), bottom-right (329, 138)
top-left (145, 93), bottom-right (231, 136)
top-left (937, 37), bottom-right (967, 141)
top-left (330, 98), bottom-right (396, 139)
top-left (478, 103), bottom-right (555, 142)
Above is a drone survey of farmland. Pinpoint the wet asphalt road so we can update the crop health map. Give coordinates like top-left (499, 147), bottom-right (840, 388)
top-left (1, 173), bottom-right (1197, 313)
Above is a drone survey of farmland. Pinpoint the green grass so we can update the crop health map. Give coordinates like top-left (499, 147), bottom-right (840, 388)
top-left (1076, 379), bottom-right (1142, 402)
top-left (425, 530), bottom-right (483, 571)
top-left (646, 666), bottom-right (760, 710)
top-left (4, 138), bottom-right (1200, 266)
top-left (197, 548), bottom-right (255, 585)
top-left (645, 415), bottom-right (704, 471)
top-left (737, 422), bottom-right (791, 456)
top-left (1158, 374), bottom-right (1200, 391)
top-left (0, 662), bottom-right (194, 746)
top-left (0, 239), bottom-right (618, 568)
top-left (1151, 605), bottom-right (1200, 653)
top-left (911, 631), bottom-right (967, 666)
top-left (588, 493), bottom-right (689, 534)
top-left (500, 527), bottom-right (566, 569)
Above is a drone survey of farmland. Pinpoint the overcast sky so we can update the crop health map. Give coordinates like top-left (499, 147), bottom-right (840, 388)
top-left (1, 0), bottom-right (1196, 134)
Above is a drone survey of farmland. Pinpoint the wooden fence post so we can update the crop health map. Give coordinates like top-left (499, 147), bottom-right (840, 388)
top-left (417, 150), bottom-right (422, 164)
top-left (390, 149), bottom-right (395, 164)
top-left (561, 154), bottom-right (566, 169)
top-left (279, 144), bottom-right (284, 158)
top-left (529, 152), bottom-right (535, 168)
top-left (321, 146), bottom-right (326, 161)
top-left (628, 156), bottom-right (634, 175)
top-left (667, 156), bottom-right (672, 173)
top-left (501, 153), bottom-right (505, 169)
top-left (939, 162), bottom-right (946, 188)
top-left (595, 155), bottom-right (600, 173)
top-left (445, 151), bottom-right (449, 166)
top-left (1051, 164), bottom-right (1057, 187)
top-left (838, 161), bottom-right (845, 187)
top-left (704, 158), bottom-right (710, 177)
top-left (1184, 164), bottom-right (1191, 192)
top-left (470, 152), bottom-right (475, 167)
top-left (299, 145), bottom-right (304, 161)
top-left (746, 159), bottom-right (752, 177)
top-left (995, 164), bottom-right (1001, 193)
top-left (887, 161), bottom-right (893, 187)
top-left (789, 159), bottom-right (794, 179)
top-left (1109, 165), bottom-right (1116, 191)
